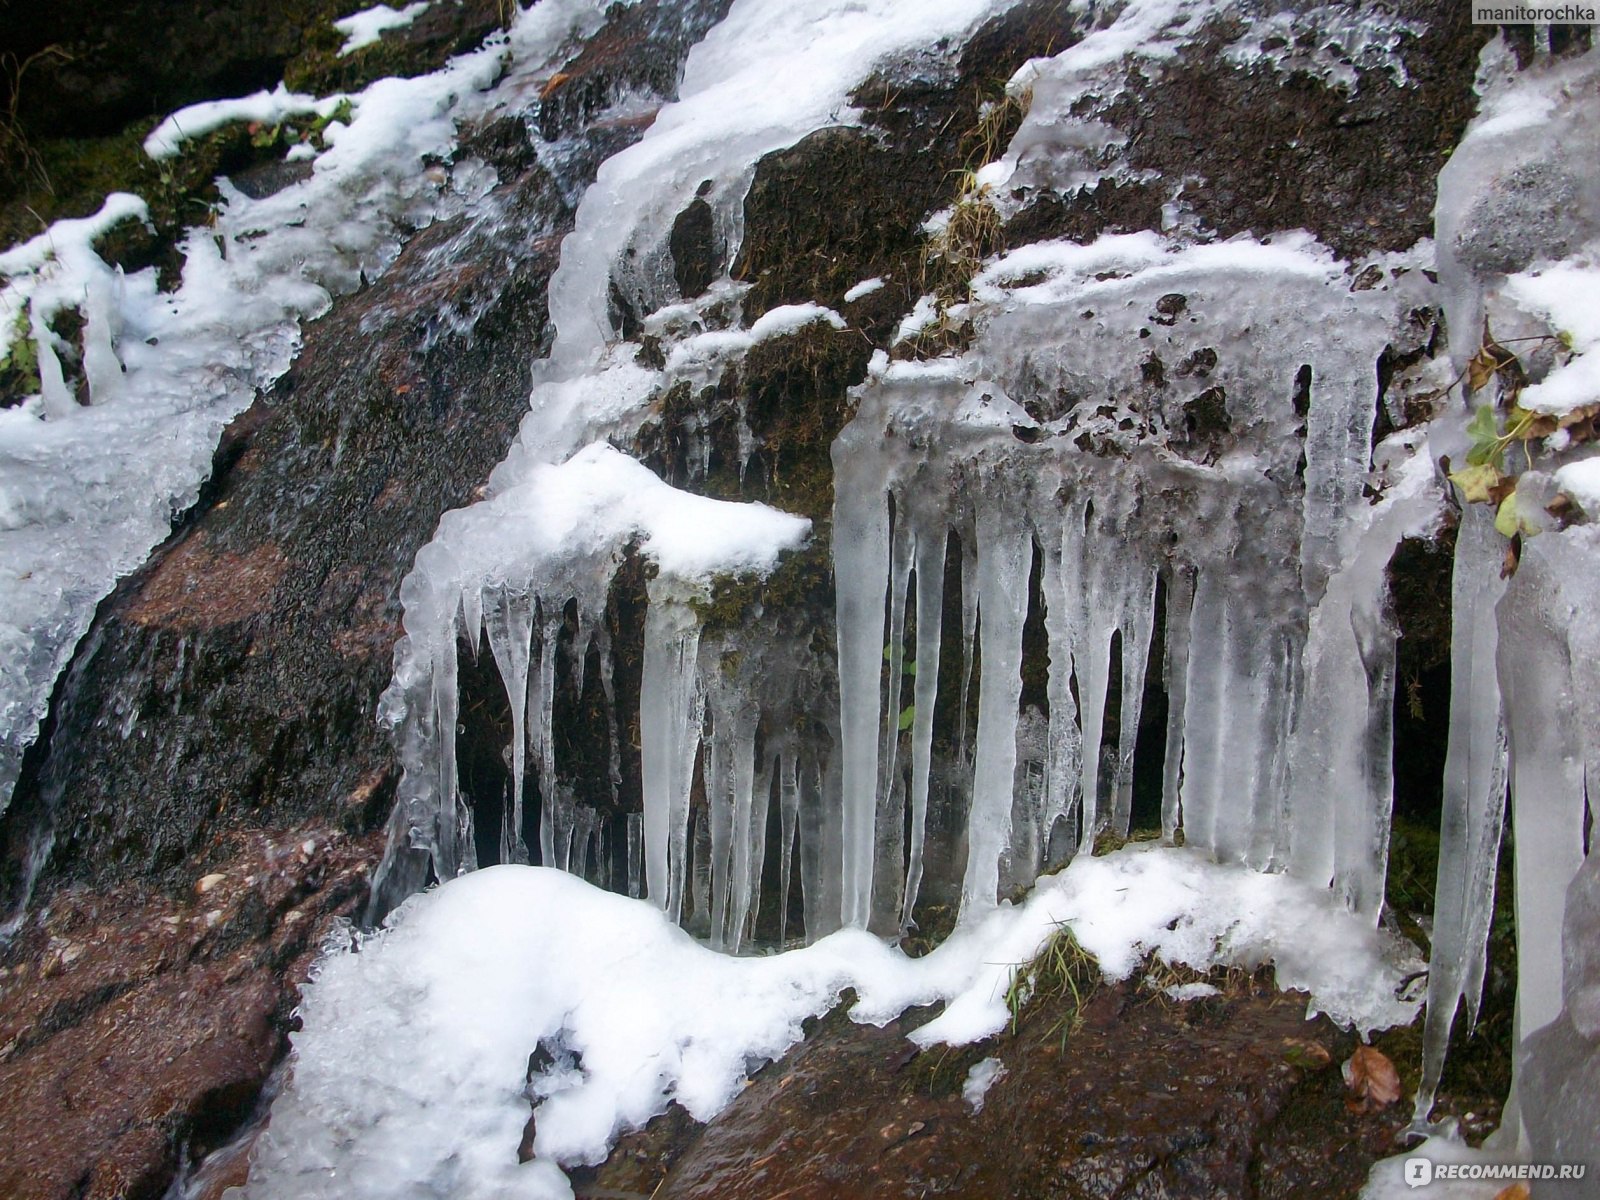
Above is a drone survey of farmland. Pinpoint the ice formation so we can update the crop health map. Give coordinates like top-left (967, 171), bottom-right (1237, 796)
top-left (1407, 37), bottom-right (1600, 1142)
top-left (6, 0), bottom-right (1596, 1188)
top-left (0, 0), bottom-right (626, 820)
top-left (239, 843), bottom-right (1420, 1199)
top-left (359, 2), bottom-right (1600, 1158)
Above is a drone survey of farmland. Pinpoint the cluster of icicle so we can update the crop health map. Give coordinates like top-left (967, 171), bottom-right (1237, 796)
top-left (832, 231), bottom-right (1445, 935)
top-left (1408, 39), bottom-right (1600, 1157)
top-left (369, 0), bottom-right (1600, 1162)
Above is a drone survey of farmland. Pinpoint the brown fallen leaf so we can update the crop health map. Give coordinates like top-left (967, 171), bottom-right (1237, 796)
top-left (1493, 1183), bottom-right (1530, 1200)
top-left (1342, 1044), bottom-right (1402, 1113)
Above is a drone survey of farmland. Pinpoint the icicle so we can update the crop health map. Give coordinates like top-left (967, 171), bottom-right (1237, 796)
top-left (957, 527), bottom-right (980, 768)
top-left (704, 696), bottom-right (734, 949)
top-left (873, 508), bottom-right (915, 931)
top-left (32, 314), bottom-right (75, 420)
top-left (431, 612), bottom-right (465, 879)
top-left (1498, 531), bottom-right (1591, 1050)
top-left (81, 271), bottom-right (125, 406)
top-left (639, 590), bottom-right (704, 922)
top-left (1177, 571), bottom-right (1227, 856)
top-left (1159, 567), bottom-right (1195, 842)
top-left (1108, 568), bottom-right (1157, 840)
top-left (594, 625), bottom-right (623, 804)
top-left (960, 495), bottom-right (1031, 918)
top-left (484, 587), bottom-right (534, 865)
top-left (1039, 520), bottom-right (1083, 859)
top-left (732, 745), bottom-right (774, 953)
top-left (626, 812), bottom-right (644, 900)
top-left (535, 614), bottom-right (562, 867)
top-left (832, 451), bottom-right (891, 928)
top-left (462, 585), bottom-right (483, 661)
top-left (799, 743), bottom-right (844, 940)
top-left (778, 752), bottom-right (799, 943)
top-left (901, 524), bottom-right (947, 931)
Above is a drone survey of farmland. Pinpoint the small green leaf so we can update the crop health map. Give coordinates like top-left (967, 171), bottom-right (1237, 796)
top-left (903, 658), bottom-right (917, 677)
top-left (898, 705), bottom-right (916, 731)
top-left (1466, 405), bottom-right (1498, 441)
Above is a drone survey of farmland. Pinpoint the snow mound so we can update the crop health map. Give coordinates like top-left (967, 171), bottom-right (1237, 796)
top-left (240, 844), bottom-right (1421, 1199)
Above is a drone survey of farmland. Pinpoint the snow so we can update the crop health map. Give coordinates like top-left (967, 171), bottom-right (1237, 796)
top-left (335, 2), bottom-right (433, 56)
top-left (239, 843), bottom-right (1422, 1199)
top-left (842, 276), bottom-right (885, 303)
top-left (1363, 1136), bottom-right (1536, 1200)
top-left (1501, 254), bottom-right (1600, 417)
top-left (142, 85), bottom-right (347, 159)
top-left (663, 301), bottom-right (844, 371)
top-left (1554, 457), bottom-right (1600, 514)
top-left (962, 1056), bottom-right (1005, 1111)
top-left (442, 442), bottom-right (810, 585)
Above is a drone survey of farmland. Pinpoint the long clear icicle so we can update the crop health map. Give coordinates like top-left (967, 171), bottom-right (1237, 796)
top-left (901, 523), bottom-right (946, 931)
top-left (484, 587), bottom-right (534, 865)
top-left (961, 495), bottom-right (1031, 917)
top-left (832, 445), bottom-right (891, 928)
top-left (1412, 507), bottom-right (1509, 1125)
top-left (639, 592), bottom-right (704, 922)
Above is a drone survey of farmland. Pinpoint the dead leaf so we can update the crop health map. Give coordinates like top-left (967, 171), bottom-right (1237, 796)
top-left (1449, 462), bottom-right (1503, 504)
top-left (1493, 1184), bottom-right (1530, 1200)
top-left (539, 71), bottom-right (572, 99)
top-left (1342, 1045), bottom-right (1401, 1112)
top-left (1501, 534), bottom-right (1522, 579)
top-left (1467, 345), bottom-right (1501, 394)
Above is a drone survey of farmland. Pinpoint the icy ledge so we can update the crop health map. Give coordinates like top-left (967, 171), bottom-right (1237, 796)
top-left (239, 844), bottom-right (1420, 1200)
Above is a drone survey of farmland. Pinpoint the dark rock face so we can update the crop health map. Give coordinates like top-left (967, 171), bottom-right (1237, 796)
top-left (573, 974), bottom-right (1415, 1200)
top-left (0, 824), bottom-right (381, 1200)
top-left (1011, 1), bottom-right (1488, 260)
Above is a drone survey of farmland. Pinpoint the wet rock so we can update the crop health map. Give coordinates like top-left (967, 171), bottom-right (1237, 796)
top-left (0, 824), bottom-right (381, 1200)
top-left (608, 974), bottom-right (1417, 1200)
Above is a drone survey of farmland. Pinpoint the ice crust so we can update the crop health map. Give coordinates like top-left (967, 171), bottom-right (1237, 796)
top-left (0, 0), bottom-right (623, 825)
top-left (239, 844), bottom-right (1420, 1199)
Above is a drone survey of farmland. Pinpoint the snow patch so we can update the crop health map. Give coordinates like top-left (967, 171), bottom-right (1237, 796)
top-left (240, 844), bottom-right (1422, 1198)
top-left (335, 2), bottom-right (434, 55)
top-left (142, 85), bottom-right (348, 160)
